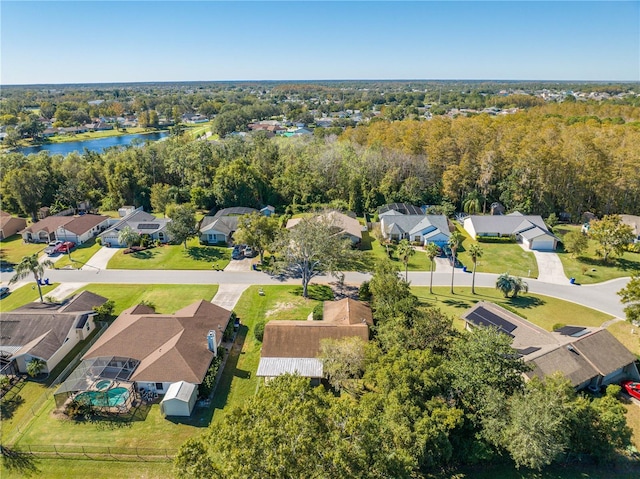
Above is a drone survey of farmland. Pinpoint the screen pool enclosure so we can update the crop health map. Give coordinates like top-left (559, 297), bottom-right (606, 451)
top-left (54, 356), bottom-right (139, 410)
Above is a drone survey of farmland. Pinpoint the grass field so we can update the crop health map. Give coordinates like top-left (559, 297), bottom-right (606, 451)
top-left (45, 127), bottom-right (149, 143)
top-left (607, 320), bottom-right (640, 358)
top-left (0, 458), bottom-right (173, 479)
top-left (555, 225), bottom-right (640, 284)
top-left (210, 284), bottom-right (331, 425)
top-left (0, 234), bottom-right (45, 265)
top-left (107, 238), bottom-right (230, 270)
top-left (360, 231), bottom-right (433, 271)
top-left (76, 283), bottom-right (219, 315)
top-left (53, 239), bottom-right (101, 270)
top-left (0, 283), bottom-right (59, 311)
top-left (413, 286), bottom-right (613, 331)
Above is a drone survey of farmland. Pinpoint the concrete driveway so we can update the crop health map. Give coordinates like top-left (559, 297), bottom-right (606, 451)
top-left (81, 246), bottom-right (120, 271)
top-left (224, 257), bottom-right (255, 272)
top-left (434, 257), bottom-right (453, 273)
top-left (212, 283), bottom-right (250, 310)
top-left (532, 250), bottom-right (568, 284)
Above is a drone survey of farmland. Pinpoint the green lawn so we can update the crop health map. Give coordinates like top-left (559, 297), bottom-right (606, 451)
top-left (0, 234), bottom-right (45, 265)
top-left (53, 239), bottom-right (101, 270)
top-left (75, 284), bottom-right (219, 315)
top-left (361, 231), bottom-right (434, 271)
top-left (0, 458), bottom-right (172, 479)
top-left (607, 320), bottom-right (640, 358)
top-left (0, 283), bottom-right (59, 312)
top-left (555, 225), bottom-right (640, 284)
top-left (413, 286), bottom-right (612, 332)
top-left (45, 127), bottom-right (149, 143)
top-left (107, 238), bottom-right (231, 270)
top-left (211, 284), bottom-right (332, 425)
top-left (455, 225), bottom-right (539, 278)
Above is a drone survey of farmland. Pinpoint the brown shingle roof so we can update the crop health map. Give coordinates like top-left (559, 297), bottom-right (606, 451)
top-left (82, 300), bottom-right (231, 384)
top-left (22, 216), bottom-right (74, 234)
top-left (572, 329), bottom-right (637, 377)
top-left (323, 298), bottom-right (373, 326)
top-left (61, 214), bottom-right (109, 235)
top-left (59, 291), bottom-right (108, 313)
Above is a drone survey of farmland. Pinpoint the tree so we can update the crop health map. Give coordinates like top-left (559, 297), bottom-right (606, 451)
top-left (563, 230), bottom-right (588, 258)
top-left (396, 239), bottom-right (415, 282)
top-left (233, 212), bottom-right (279, 264)
top-left (588, 215), bottom-right (634, 263)
top-left (463, 191), bottom-right (482, 215)
top-left (495, 273), bottom-right (528, 298)
top-left (319, 336), bottom-right (367, 393)
top-left (272, 215), bottom-right (357, 298)
top-left (468, 244), bottom-right (483, 294)
top-left (9, 254), bottom-right (53, 303)
top-left (174, 438), bottom-right (214, 479)
top-left (26, 358), bottom-right (46, 378)
top-left (448, 231), bottom-right (463, 294)
top-left (118, 226), bottom-right (140, 249)
top-left (425, 242), bottom-right (440, 294)
top-left (618, 274), bottom-right (640, 323)
top-left (167, 203), bottom-right (197, 249)
top-left (150, 183), bottom-right (173, 217)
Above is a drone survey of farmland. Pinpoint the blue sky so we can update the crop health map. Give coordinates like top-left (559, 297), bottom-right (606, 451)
top-left (1, 1), bottom-right (639, 84)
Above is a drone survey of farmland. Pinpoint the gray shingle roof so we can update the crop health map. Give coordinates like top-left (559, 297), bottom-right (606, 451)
top-left (464, 213), bottom-right (550, 236)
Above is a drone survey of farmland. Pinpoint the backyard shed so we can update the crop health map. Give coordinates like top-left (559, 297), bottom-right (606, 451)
top-left (161, 381), bottom-right (198, 417)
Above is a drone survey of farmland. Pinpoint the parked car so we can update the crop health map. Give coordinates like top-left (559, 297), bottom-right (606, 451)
top-left (0, 286), bottom-right (10, 298)
top-left (44, 240), bottom-right (63, 255)
top-left (622, 380), bottom-right (640, 400)
top-left (244, 246), bottom-right (257, 258)
top-left (57, 241), bottom-right (76, 253)
top-left (231, 245), bottom-right (244, 260)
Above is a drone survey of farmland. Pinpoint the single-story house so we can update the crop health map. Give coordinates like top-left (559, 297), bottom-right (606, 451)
top-left (0, 210), bottom-right (27, 240)
top-left (0, 291), bottom-right (107, 375)
top-left (98, 207), bottom-right (171, 247)
top-left (378, 203), bottom-right (424, 216)
top-left (21, 214), bottom-right (110, 244)
top-left (621, 215), bottom-right (640, 242)
top-left (81, 300), bottom-right (231, 394)
top-left (257, 298), bottom-right (372, 383)
top-left (161, 380), bottom-right (198, 417)
top-left (286, 211), bottom-right (363, 245)
top-left (199, 207), bottom-right (258, 245)
top-left (379, 212), bottom-right (450, 246)
top-left (462, 302), bottom-right (640, 390)
top-left (463, 212), bottom-right (558, 250)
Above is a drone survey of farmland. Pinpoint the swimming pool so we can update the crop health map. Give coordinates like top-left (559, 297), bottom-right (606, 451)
top-left (75, 387), bottom-right (130, 407)
top-left (95, 379), bottom-right (112, 391)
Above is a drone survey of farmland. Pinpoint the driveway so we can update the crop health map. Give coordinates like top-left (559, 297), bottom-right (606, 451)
top-left (224, 257), bottom-right (255, 272)
top-left (45, 282), bottom-right (88, 302)
top-left (212, 283), bottom-right (250, 310)
top-left (434, 257), bottom-right (453, 273)
top-left (80, 246), bottom-right (120, 271)
top-left (532, 250), bottom-right (568, 284)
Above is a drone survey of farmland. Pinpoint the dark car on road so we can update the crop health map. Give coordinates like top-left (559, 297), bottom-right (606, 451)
top-left (0, 286), bottom-right (10, 298)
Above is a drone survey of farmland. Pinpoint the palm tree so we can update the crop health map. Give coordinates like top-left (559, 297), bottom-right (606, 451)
top-left (468, 244), bottom-right (483, 294)
top-left (27, 358), bottom-right (46, 378)
top-left (9, 254), bottom-right (53, 302)
top-left (496, 272), bottom-right (513, 297)
top-left (425, 242), bottom-right (440, 294)
top-left (118, 226), bottom-right (140, 248)
top-left (511, 276), bottom-right (529, 298)
top-left (463, 191), bottom-right (483, 215)
top-left (448, 231), bottom-right (463, 294)
top-left (397, 239), bottom-right (415, 282)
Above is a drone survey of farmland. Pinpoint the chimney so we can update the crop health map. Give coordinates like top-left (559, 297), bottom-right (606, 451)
top-left (207, 330), bottom-right (217, 356)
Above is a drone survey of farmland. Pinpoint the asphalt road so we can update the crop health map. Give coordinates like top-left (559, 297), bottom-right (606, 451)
top-left (4, 267), bottom-right (629, 319)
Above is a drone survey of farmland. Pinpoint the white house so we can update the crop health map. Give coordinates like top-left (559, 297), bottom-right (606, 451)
top-left (463, 212), bottom-right (558, 251)
top-left (99, 207), bottom-right (171, 247)
top-left (199, 207), bottom-right (258, 245)
top-left (379, 211), bottom-right (450, 246)
top-left (21, 214), bottom-right (110, 244)
top-left (161, 381), bottom-right (198, 417)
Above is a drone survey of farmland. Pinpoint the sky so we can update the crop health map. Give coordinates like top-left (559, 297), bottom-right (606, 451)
top-left (1, 1), bottom-right (639, 84)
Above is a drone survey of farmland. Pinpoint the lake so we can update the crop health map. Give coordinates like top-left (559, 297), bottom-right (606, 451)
top-left (16, 131), bottom-right (169, 156)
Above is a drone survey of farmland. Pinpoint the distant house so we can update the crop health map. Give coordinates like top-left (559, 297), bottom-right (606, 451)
top-left (462, 302), bottom-right (639, 390)
top-left (0, 291), bottom-right (108, 375)
top-left (21, 214), bottom-right (110, 244)
top-left (42, 128), bottom-right (58, 138)
top-left (463, 212), bottom-right (558, 250)
top-left (0, 210), bottom-right (27, 240)
top-left (257, 298), bottom-right (372, 383)
top-left (621, 215), bottom-right (640, 243)
top-left (286, 210), bottom-right (363, 245)
top-left (260, 205), bottom-right (276, 217)
top-left (98, 207), bottom-right (171, 247)
top-left (378, 204), bottom-right (450, 246)
top-left (199, 207), bottom-right (259, 245)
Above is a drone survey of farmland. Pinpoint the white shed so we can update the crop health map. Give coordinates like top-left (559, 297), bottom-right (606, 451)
top-left (160, 381), bottom-right (198, 417)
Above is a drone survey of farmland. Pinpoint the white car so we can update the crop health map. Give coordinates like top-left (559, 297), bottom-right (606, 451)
top-left (44, 240), bottom-right (63, 256)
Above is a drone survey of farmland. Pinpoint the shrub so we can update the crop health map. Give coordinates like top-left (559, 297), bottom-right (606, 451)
top-left (254, 320), bottom-right (266, 342)
top-left (223, 312), bottom-right (236, 342)
top-left (65, 398), bottom-right (94, 420)
top-left (96, 237), bottom-right (102, 246)
top-left (359, 281), bottom-right (372, 301)
top-left (93, 300), bottom-right (115, 321)
top-left (198, 356), bottom-right (223, 398)
top-left (552, 323), bottom-right (566, 331)
top-left (312, 302), bottom-right (323, 321)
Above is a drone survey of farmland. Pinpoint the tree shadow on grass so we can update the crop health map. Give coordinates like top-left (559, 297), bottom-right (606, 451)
top-left (442, 299), bottom-right (472, 309)
top-left (508, 295), bottom-right (545, 309)
top-left (186, 246), bottom-right (228, 263)
top-left (0, 394), bottom-right (25, 420)
top-left (130, 250), bottom-right (157, 260)
top-left (291, 284), bottom-right (334, 301)
top-left (210, 324), bottom-right (248, 417)
top-left (1, 446), bottom-right (39, 477)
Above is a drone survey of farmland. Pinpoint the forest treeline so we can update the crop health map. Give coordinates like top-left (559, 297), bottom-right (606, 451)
top-left (1, 103), bottom-right (639, 220)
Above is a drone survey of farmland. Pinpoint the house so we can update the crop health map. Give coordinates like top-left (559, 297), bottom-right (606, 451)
top-left (21, 214), bottom-right (110, 244)
top-left (80, 300), bottom-right (232, 394)
top-left (621, 215), bottom-right (640, 242)
top-left (461, 302), bottom-right (639, 390)
top-left (199, 207), bottom-right (258, 245)
top-left (42, 128), bottom-right (58, 138)
top-left (378, 203), bottom-right (424, 216)
top-left (98, 207), bottom-right (171, 247)
top-left (463, 212), bottom-right (558, 250)
top-left (161, 381), bottom-right (198, 417)
top-left (260, 205), bottom-right (276, 217)
top-left (0, 210), bottom-right (27, 240)
top-left (257, 298), bottom-right (372, 383)
top-left (0, 291), bottom-right (107, 375)
top-left (378, 205), bottom-right (450, 246)
top-left (286, 211), bottom-right (363, 245)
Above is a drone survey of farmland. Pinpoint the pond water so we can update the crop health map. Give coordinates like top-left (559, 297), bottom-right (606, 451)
top-left (17, 131), bottom-right (169, 156)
